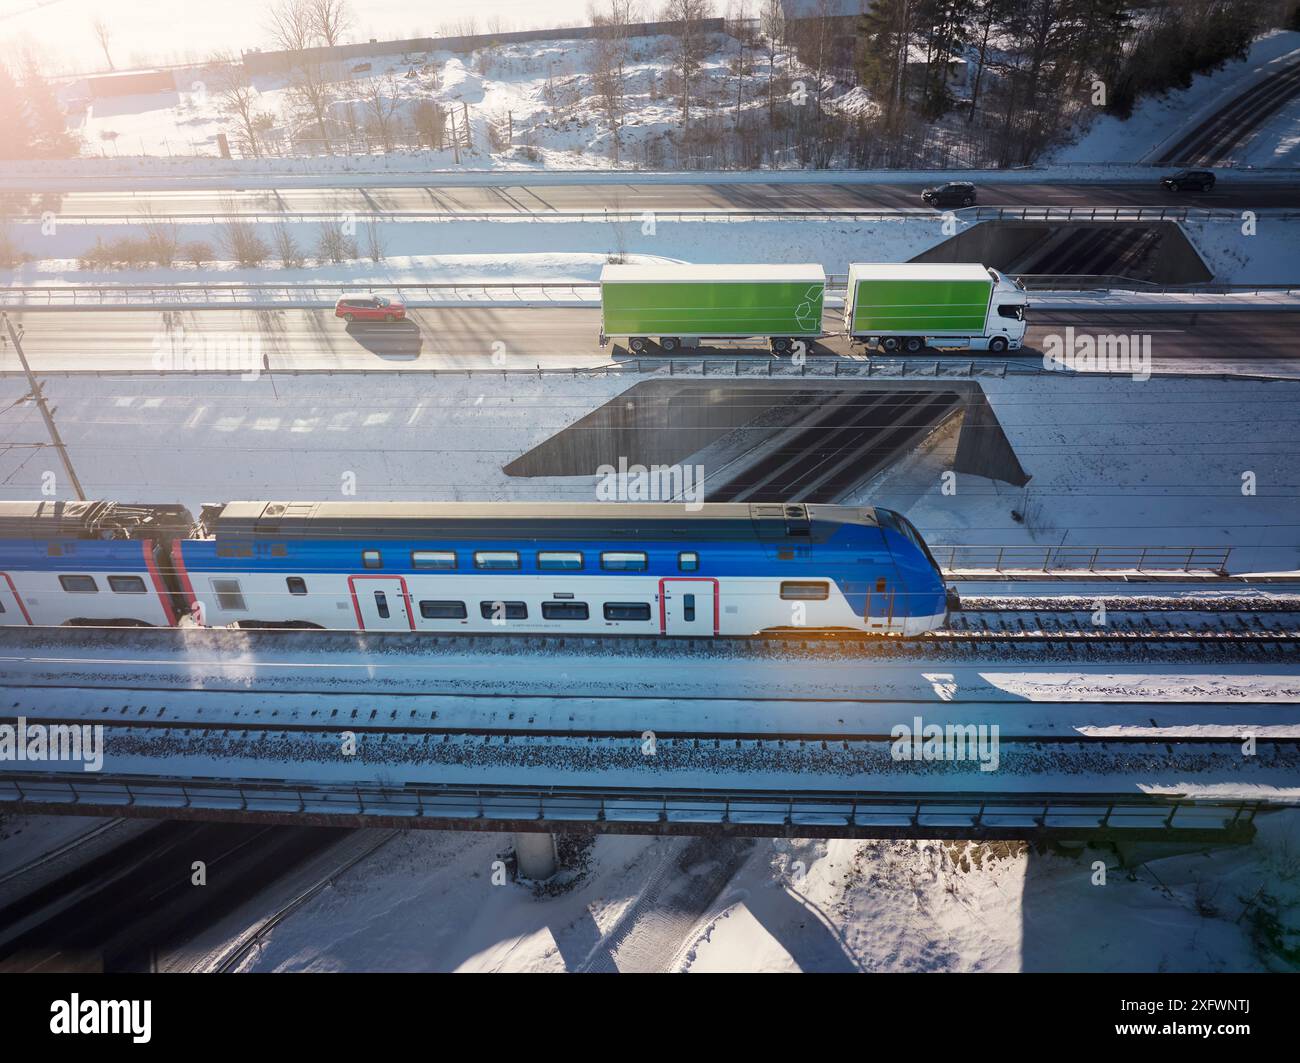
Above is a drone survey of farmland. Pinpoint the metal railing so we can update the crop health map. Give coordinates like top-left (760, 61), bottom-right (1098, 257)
top-left (4, 277), bottom-right (1295, 312)
top-left (7, 205), bottom-right (1299, 225)
top-left (0, 772), bottom-right (1269, 839)
top-left (932, 544), bottom-right (1233, 575)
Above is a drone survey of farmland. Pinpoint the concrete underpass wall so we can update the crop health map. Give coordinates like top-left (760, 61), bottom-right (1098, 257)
top-left (505, 378), bottom-right (1029, 488)
top-left (916, 220), bottom-right (1214, 283)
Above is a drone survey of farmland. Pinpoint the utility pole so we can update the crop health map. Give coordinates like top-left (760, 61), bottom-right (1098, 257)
top-left (2, 312), bottom-right (86, 501)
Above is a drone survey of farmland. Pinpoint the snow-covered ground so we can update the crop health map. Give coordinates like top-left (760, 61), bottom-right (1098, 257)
top-left (1052, 30), bottom-right (1300, 167)
top-left (181, 811), bottom-right (1300, 972)
top-left (0, 370), bottom-right (1292, 572)
top-left (4, 210), bottom-right (1294, 288)
top-left (854, 374), bottom-right (1300, 574)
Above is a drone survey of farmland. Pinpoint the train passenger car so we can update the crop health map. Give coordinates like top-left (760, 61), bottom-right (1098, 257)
top-left (0, 501), bottom-right (194, 627)
top-left (173, 501), bottom-right (950, 636)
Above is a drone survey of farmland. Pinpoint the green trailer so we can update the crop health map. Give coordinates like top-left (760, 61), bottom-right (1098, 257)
top-left (599, 263), bottom-right (826, 354)
top-left (844, 262), bottom-right (1027, 353)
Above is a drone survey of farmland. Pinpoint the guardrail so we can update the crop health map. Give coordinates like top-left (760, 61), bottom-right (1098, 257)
top-left (0, 773), bottom-right (1268, 841)
top-left (7, 205), bottom-right (1298, 225)
top-left (4, 277), bottom-right (1295, 312)
top-left (933, 544), bottom-right (1233, 575)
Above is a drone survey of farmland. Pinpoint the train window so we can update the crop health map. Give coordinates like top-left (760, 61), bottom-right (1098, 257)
top-left (537, 551), bottom-right (583, 571)
top-left (374, 591), bottom-right (390, 619)
top-left (59, 575), bottom-right (98, 593)
top-left (683, 594), bottom-right (696, 622)
top-left (286, 577), bottom-right (308, 596)
top-left (108, 575), bottom-right (147, 594)
top-left (604, 602), bottom-right (652, 621)
top-left (474, 551), bottom-right (520, 571)
top-left (211, 578), bottom-right (246, 611)
top-left (678, 551), bottom-right (699, 572)
top-left (542, 601), bottom-right (589, 620)
top-left (780, 581), bottom-right (829, 601)
top-left (481, 601), bottom-right (528, 620)
top-left (420, 600), bottom-right (468, 620)
top-left (601, 551), bottom-right (647, 572)
top-left (412, 550), bottom-right (456, 570)
top-left (362, 550), bottom-right (383, 569)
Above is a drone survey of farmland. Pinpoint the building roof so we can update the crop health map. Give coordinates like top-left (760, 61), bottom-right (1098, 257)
top-left (600, 263), bottom-right (826, 284)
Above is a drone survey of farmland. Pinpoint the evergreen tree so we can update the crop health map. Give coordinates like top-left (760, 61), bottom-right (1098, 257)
top-left (20, 54), bottom-right (77, 158)
top-left (0, 61), bottom-right (35, 160)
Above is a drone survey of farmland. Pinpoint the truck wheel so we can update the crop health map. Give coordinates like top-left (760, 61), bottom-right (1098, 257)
top-left (880, 336), bottom-right (901, 353)
top-left (629, 337), bottom-right (648, 353)
top-left (989, 336), bottom-right (1009, 353)
top-left (660, 337), bottom-right (680, 352)
top-left (771, 337), bottom-right (792, 354)
top-left (904, 336), bottom-right (924, 353)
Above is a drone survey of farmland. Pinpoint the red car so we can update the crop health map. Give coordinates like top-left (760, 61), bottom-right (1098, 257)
top-left (335, 295), bottom-right (406, 322)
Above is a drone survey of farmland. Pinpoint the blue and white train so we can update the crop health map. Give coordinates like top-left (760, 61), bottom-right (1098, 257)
top-left (0, 500), bottom-right (953, 636)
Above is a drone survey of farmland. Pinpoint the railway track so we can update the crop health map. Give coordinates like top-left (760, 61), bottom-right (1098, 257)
top-left (1155, 56), bottom-right (1300, 166)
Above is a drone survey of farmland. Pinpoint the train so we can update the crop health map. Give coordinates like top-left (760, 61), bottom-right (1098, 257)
top-left (0, 500), bottom-right (955, 637)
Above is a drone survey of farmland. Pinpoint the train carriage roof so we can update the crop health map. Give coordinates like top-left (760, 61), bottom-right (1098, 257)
top-left (206, 501), bottom-right (881, 542)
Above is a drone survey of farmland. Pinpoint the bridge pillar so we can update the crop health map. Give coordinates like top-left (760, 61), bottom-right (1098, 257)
top-left (514, 832), bottom-right (557, 880)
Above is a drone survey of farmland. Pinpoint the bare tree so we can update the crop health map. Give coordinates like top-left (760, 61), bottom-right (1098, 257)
top-left (412, 100), bottom-right (446, 149)
top-left (267, 0), bottom-right (338, 152)
top-left (663, 0), bottom-right (712, 130)
top-left (590, 1), bottom-right (636, 163)
top-left (92, 16), bottom-right (115, 70)
top-left (360, 74), bottom-right (403, 151)
top-left (760, 0), bottom-right (784, 123)
top-left (308, 0), bottom-right (353, 46)
top-left (213, 57), bottom-right (270, 158)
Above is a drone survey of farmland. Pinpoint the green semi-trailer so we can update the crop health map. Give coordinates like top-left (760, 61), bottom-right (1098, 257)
top-left (599, 263), bottom-right (826, 354)
top-left (844, 263), bottom-right (1028, 353)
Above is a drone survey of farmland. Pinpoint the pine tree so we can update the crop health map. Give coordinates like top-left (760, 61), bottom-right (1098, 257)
top-left (0, 61), bottom-right (35, 160)
top-left (20, 54), bottom-right (77, 158)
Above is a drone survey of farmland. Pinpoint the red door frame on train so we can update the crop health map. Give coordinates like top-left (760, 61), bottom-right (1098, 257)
top-left (347, 574), bottom-right (416, 631)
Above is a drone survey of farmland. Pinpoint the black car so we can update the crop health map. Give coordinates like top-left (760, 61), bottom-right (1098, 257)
top-left (921, 181), bottom-right (977, 208)
top-left (1161, 169), bottom-right (1216, 192)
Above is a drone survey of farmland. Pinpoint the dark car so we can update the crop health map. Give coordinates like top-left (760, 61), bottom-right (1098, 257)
top-left (1161, 169), bottom-right (1215, 192)
top-left (335, 295), bottom-right (406, 323)
top-left (921, 181), bottom-right (977, 208)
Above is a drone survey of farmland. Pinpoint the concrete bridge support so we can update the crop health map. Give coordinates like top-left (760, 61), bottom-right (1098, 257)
top-left (514, 831), bottom-right (558, 880)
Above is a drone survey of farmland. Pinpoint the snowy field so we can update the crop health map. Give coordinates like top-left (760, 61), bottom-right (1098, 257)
top-left (1052, 30), bottom-right (1300, 168)
top-left (163, 812), bottom-right (1300, 972)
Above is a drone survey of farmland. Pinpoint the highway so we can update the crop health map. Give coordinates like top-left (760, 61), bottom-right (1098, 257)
top-left (5, 178), bottom-right (1300, 218)
top-left (2, 307), bottom-right (1298, 374)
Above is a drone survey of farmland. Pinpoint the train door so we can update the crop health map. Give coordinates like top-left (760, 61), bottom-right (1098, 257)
top-left (0, 573), bottom-right (32, 624)
top-left (660, 577), bottom-right (718, 636)
top-left (349, 576), bottom-right (413, 631)
top-left (865, 573), bottom-right (897, 631)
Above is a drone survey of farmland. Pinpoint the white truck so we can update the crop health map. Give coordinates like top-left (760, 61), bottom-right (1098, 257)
top-left (844, 262), bottom-right (1028, 353)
